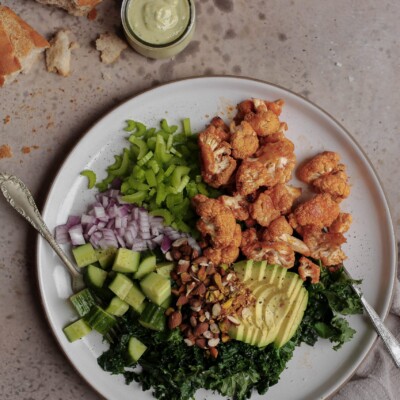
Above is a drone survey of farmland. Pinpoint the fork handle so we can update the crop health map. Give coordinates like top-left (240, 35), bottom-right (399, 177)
top-left (353, 285), bottom-right (400, 368)
top-left (0, 173), bottom-right (80, 280)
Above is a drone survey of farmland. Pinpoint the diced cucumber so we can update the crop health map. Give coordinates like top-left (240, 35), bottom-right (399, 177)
top-left (84, 305), bottom-right (117, 335)
top-left (95, 247), bottom-right (117, 269)
top-left (156, 262), bottom-right (175, 279)
top-left (140, 272), bottom-right (171, 306)
top-left (124, 284), bottom-right (146, 313)
top-left (84, 264), bottom-right (108, 288)
top-left (112, 248), bottom-right (140, 273)
top-left (127, 337), bottom-right (147, 363)
top-left (109, 273), bottom-right (134, 299)
top-left (106, 297), bottom-right (129, 316)
top-left (72, 243), bottom-right (97, 268)
top-left (134, 255), bottom-right (156, 280)
top-left (63, 318), bottom-right (92, 342)
top-left (69, 288), bottom-right (96, 317)
top-left (139, 302), bottom-right (166, 331)
top-left (160, 296), bottom-right (172, 309)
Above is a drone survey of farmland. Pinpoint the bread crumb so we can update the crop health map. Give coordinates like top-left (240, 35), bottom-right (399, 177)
top-left (96, 32), bottom-right (127, 65)
top-left (21, 145), bottom-right (39, 154)
top-left (0, 144), bottom-right (12, 159)
top-left (3, 115), bottom-right (11, 124)
top-left (46, 30), bottom-right (79, 77)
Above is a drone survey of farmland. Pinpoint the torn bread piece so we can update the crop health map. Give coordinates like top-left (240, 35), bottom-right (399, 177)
top-left (96, 32), bottom-right (127, 65)
top-left (35, 0), bottom-right (102, 17)
top-left (0, 5), bottom-right (49, 87)
top-left (46, 30), bottom-right (79, 76)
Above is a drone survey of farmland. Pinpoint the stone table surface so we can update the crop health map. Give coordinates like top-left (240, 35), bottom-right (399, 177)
top-left (0, 0), bottom-right (399, 399)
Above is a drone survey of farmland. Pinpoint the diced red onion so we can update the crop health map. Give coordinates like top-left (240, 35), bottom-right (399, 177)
top-left (55, 190), bottom-right (199, 254)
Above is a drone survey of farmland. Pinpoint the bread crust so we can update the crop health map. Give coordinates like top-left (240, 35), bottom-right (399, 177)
top-left (0, 6), bottom-right (49, 86)
top-left (35, 0), bottom-right (102, 16)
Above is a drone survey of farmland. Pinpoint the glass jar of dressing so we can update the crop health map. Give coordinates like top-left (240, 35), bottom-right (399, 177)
top-left (121, 0), bottom-right (195, 59)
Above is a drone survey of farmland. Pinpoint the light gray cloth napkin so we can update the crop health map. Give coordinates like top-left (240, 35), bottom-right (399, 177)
top-left (333, 278), bottom-right (400, 400)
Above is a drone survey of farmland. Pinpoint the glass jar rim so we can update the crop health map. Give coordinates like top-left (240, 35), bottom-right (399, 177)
top-left (121, 0), bottom-right (195, 49)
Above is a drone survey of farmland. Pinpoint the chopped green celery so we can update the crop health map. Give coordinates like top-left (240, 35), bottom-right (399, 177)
top-left (135, 122), bottom-right (147, 136)
top-left (155, 129), bottom-right (169, 141)
top-left (186, 181), bottom-right (198, 198)
top-left (150, 209), bottom-right (173, 225)
top-left (197, 182), bottom-right (209, 195)
top-left (156, 169), bottom-right (165, 184)
top-left (195, 175), bottom-right (202, 183)
top-left (161, 118), bottom-right (172, 133)
top-left (165, 156), bottom-right (186, 166)
top-left (147, 136), bottom-right (157, 151)
top-left (112, 148), bottom-right (130, 176)
top-left (170, 147), bottom-right (182, 157)
top-left (137, 151), bottom-right (154, 166)
top-left (96, 172), bottom-right (116, 192)
top-left (175, 175), bottom-right (190, 193)
top-left (121, 191), bottom-right (147, 205)
top-left (145, 169), bottom-right (157, 187)
top-left (164, 165), bottom-right (175, 178)
top-left (182, 117), bottom-right (192, 135)
top-left (129, 137), bottom-right (148, 160)
top-left (156, 183), bottom-right (167, 205)
top-left (124, 119), bottom-right (136, 132)
top-left (128, 179), bottom-right (149, 191)
top-left (120, 181), bottom-right (131, 194)
top-left (176, 145), bottom-right (190, 158)
top-left (131, 165), bottom-right (146, 182)
top-left (155, 134), bottom-right (172, 163)
top-left (107, 155), bottom-right (122, 172)
top-left (80, 170), bottom-right (96, 189)
top-left (173, 133), bottom-right (187, 144)
top-left (166, 134), bottom-right (174, 150)
top-left (148, 159), bottom-right (160, 174)
top-left (171, 166), bottom-right (190, 189)
top-left (174, 219), bottom-right (191, 233)
top-left (148, 188), bottom-right (156, 197)
top-left (145, 127), bottom-right (156, 137)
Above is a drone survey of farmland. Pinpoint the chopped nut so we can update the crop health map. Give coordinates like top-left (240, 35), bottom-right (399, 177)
top-left (184, 338), bottom-right (194, 347)
top-left (172, 238), bottom-right (188, 247)
top-left (165, 307), bottom-right (175, 316)
top-left (176, 294), bottom-right (189, 306)
top-left (212, 302), bottom-right (222, 317)
top-left (210, 323), bottom-right (220, 334)
top-left (208, 338), bottom-right (220, 347)
top-left (195, 338), bottom-right (207, 349)
top-left (168, 311), bottom-right (182, 329)
top-left (194, 322), bottom-right (209, 336)
top-left (209, 347), bottom-right (219, 358)
top-left (190, 316), bottom-right (197, 327)
top-left (227, 315), bottom-right (240, 325)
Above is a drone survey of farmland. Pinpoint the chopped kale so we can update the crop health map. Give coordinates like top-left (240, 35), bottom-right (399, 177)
top-left (97, 267), bottom-right (363, 399)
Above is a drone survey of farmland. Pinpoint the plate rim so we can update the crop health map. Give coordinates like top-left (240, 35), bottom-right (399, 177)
top-left (35, 74), bottom-right (398, 400)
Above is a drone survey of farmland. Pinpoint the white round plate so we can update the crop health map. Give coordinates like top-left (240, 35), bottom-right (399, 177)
top-left (37, 76), bottom-right (396, 400)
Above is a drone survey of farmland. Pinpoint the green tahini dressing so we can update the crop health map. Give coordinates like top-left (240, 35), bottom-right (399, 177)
top-left (128, 0), bottom-right (190, 45)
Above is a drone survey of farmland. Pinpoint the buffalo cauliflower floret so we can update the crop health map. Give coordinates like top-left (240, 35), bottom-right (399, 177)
top-left (312, 167), bottom-right (350, 202)
top-left (249, 191), bottom-right (280, 227)
top-left (198, 125), bottom-right (237, 188)
top-left (297, 151), bottom-right (341, 184)
top-left (229, 121), bottom-right (259, 159)
top-left (292, 193), bottom-right (340, 229)
top-left (210, 116), bottom-right (230, 133)
top-left (241, 227), bottom-right (259, 249)
top-left (265, 99), bottom-right (285, 116)
top-left (302, 226), bottom-right (347, 266)
top-left (203, 224), bottom-right (242, 265)
top-left (218, 192), bottom-right (250, 221)
top-left (236, 159), bottom-right (270, 195)
top-left (328, 212), bottom-right (353, 233)
top-left (255, 136), bottom-right (296, 186)
top-left (192, 194), bottom-right (237, 249)
top-left (241, 241), bottom-right (295, 268)
top-left (262, 216), bottom-right (311, 256)
top-left (244, 109), bottom-right (281, 137)
top-left (298, 256), bottom-right (320, 284)
top-left (265, 183), bottom-right (302, 214)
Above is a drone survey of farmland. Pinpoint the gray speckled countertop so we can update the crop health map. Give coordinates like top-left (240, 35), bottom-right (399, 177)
top-left (1, 0), bottom-right (399, 399)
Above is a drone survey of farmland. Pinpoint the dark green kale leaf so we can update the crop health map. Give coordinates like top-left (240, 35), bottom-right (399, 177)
top-left (299, 266), bottom-right (362, 349)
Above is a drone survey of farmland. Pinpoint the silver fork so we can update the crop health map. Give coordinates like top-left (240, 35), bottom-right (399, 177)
top-left (344, 269), bottom-right (400, 368)
top-left (0, 173), bottom-right (85, 293)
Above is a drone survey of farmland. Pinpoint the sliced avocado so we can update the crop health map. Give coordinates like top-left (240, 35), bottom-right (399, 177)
top-left (229, 262), bottom-right (308, 348)
top-left (275, 289), bottom-right (308, 347)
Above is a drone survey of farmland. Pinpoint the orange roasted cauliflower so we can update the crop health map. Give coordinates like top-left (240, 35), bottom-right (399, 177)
top-left (297, 151), bottom-right (341, 184)
top-left (291, 193), bottom-right (340, 230)
top-left (218, 192), bottom-right (250, 221)
top-left (241, 241), bottom-right (295, 268)
top-left (328, 212), bottom-right (353, 233)
top-left (312, 167), bottom-right (350, 202)
top-left (235, 159), bottom-right (270, 195)
top-left (229, 121), bottom-right (259, 159)
top-left (198, 125), bottom-right (237, 188)
top-left (264, 183), bottom-right (302, 215)
top-left (249, 191), bottom-right (280, 227)
top-left (192, 194), bottom-right (237, 249)
top-left (298, 256), bottom-right (321, 283)
top-left (302, 226), bottom-right (347, 266)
